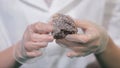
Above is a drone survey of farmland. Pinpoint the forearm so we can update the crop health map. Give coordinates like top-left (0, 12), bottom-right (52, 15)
top-left (0, 43), bottom-right (21, 68)
top-left (95, 37), bottom-right (120, 68)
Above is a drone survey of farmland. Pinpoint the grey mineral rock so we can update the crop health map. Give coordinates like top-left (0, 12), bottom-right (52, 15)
top-left (51, 13), bottom-right (78, 39)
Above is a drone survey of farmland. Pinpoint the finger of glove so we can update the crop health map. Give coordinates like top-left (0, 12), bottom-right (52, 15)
top-left (25, 42), bottom-right (48, 52)
top-left (29, 22), bottom-right (53, 34)
top-left (65, 32), bottom-right (98, 43)
top-left (26, 50), bottom-right (42, 58)
top-left (67, 51), bottom-right (84, 58)
top-left (30, 33), bottom-right (54, 42)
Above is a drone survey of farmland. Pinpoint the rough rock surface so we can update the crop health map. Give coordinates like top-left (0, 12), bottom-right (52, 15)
top-left (51, 13), bottom-right (78, 39)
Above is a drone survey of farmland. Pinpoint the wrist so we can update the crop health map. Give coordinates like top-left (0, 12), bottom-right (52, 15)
top-left (13, 41), bottom-right (28, 64)
top-left (95, 37), bottom-right (115, 56)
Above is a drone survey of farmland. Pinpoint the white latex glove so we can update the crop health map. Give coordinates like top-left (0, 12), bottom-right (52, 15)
top-left (14, 22), bottom-right (54, 64)
top-left (56, 20), bottom-right (109, 57)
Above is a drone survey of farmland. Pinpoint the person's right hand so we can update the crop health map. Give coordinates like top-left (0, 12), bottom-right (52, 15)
top-left (14, 22), bottom-right (54, 64)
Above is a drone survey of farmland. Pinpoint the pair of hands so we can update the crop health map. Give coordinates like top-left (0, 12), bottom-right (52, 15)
top-left (14, 20), bottom-right (109, 63)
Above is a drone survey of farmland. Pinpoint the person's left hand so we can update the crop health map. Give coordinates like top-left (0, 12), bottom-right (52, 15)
top-left (56, 20), bottom-right (109, 57)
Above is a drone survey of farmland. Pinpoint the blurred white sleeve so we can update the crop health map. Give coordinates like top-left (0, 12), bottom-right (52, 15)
top-left (0, 15), bottom-right (11, 51)
top-left (107, 0), bottom-right (120, 46)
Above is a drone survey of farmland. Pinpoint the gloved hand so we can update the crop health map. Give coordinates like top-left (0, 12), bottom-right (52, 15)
top-left (14, 22), bottom-right (54, 64)
top-left (56, 20), bottom-right (109, 57)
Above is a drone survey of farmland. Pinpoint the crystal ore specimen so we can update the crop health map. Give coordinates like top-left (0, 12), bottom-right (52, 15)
top-left (51, 13), bottom-right (78, 39)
